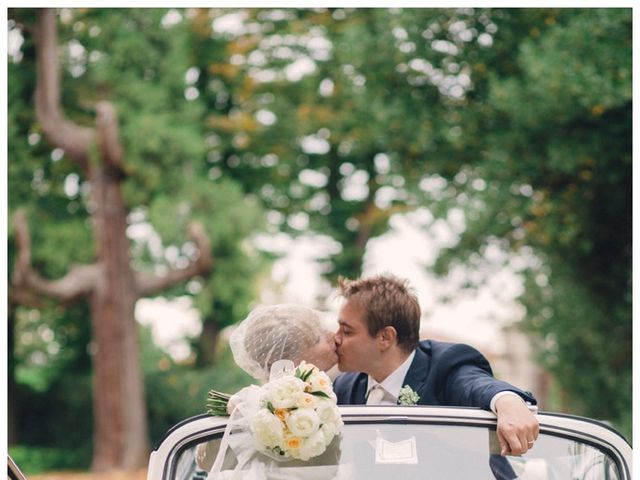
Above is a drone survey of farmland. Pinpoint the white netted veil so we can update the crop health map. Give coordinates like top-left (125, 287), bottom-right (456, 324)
top-left (229, 304), bottom-right (325, 383)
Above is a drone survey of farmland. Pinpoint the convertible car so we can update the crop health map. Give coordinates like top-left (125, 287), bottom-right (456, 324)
top-left (146, 405), bottom-right (632, 479)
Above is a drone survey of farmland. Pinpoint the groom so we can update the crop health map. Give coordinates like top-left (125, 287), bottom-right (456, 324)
top-left (333, 274), bottom-right (539, 457)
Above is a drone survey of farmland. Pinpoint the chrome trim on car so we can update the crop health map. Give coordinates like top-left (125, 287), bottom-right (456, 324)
top-left (8, 455), bottom-right (28, 480)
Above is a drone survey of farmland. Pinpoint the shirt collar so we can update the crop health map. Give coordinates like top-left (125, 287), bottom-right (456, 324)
top-left (367, 350), bottom-right (416, 403)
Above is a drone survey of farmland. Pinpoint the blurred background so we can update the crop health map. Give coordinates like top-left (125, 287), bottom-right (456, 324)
top-left (6, 7), bottom-right (631, 476)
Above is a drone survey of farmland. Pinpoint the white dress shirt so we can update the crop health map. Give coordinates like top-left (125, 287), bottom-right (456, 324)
top-left (366, 351), bottom-right (415, 405)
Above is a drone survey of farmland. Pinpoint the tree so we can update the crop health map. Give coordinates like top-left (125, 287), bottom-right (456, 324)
top-left (8, 9), bottom-right (214, 470)
top-left (428, 8), bottom-right (632, 435)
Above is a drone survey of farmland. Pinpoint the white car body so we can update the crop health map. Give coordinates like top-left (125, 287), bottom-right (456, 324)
top-left (147, 406), bottom-right (632, 479)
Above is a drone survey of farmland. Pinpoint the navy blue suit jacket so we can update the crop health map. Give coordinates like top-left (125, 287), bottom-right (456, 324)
top-left (334, 340), bottom-right (536, 410)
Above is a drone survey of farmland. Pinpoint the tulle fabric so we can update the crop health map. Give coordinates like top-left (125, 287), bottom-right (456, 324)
top-left (206, 383), bottom-right (266, 479)
top-left (229, 304), bottom-right (328, 383)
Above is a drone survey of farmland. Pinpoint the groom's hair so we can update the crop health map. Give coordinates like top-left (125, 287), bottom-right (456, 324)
top-left (338, 274), bottom-right (420, 352)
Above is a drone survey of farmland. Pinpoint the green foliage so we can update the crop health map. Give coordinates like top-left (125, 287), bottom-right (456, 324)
top-left (13, 302), bottom-right (92, 392)
top-left (491, 9), bottom-right (631, 124)
top-left (9, 445), bottom-right (91, 475)
top-left (188, 8), bottom-right (463, 280)
top-left (431, 9), bottom-right (631, 434)
top-left (520, 266), bottom-right (631, 440)
top-left (11, 372), bottom-right (93, 473)
top-left (145, 342), bottom-right (255, 445)
top-left (145, 175), bottom-right (268, 328)
top-left (47, 9), bottom-right (208, 206)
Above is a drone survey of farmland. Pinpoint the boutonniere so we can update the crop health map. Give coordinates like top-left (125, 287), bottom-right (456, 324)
top-left (398, 385), bottom-right (420, 405)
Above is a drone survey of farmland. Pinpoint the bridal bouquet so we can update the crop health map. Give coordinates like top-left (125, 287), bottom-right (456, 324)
top-left (249, 362), bottom-right (343, 461)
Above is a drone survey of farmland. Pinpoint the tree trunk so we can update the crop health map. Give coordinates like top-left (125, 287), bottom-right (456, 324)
top-left (196, 319), bottom-right (220, 367)
top-left (89, 167), bottom-right (148, 470)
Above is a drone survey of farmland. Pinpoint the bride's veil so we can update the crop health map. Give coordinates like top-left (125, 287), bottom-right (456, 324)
top-left (229, 304), bottom-right (325, 383)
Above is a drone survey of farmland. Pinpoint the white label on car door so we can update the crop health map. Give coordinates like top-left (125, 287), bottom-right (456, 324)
top-left (374, 431), bottom-right (418, 464)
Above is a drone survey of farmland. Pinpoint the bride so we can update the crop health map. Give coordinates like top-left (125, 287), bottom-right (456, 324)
top-left (197, 304), bottom-right (341, 473)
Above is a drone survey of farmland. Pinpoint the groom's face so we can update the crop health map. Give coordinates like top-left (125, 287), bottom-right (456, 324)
top-left (335, 300), bottom-right (378, 373)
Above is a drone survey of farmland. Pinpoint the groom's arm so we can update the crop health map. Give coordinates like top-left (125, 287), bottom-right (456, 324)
top-left (435, 343), bottom-right (539, 456)
top-left (435, 343), bottom-right (536, 408)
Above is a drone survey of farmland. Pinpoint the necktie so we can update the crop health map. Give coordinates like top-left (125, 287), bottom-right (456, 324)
top-left (366, 385), bottom-right (386, 405)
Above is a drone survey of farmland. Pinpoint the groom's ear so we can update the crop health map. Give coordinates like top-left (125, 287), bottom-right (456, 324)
top-left (377, 326), bottom-right (397, 350)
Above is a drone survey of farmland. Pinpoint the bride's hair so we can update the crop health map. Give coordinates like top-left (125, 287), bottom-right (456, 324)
top-left (229, 304), bottom-right (324, 382)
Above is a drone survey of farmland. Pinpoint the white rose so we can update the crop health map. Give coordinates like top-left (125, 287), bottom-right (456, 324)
top-left (282, 434), bottom-right (302, 455)
top-left (285, 408), bottom-right (321, 437)
top-left (308, 370), bottom-right (332, 393)
top-left (265, 375), bottom-right (306, 409)
top-left (295, 391), bottom-right (317, 409)
top-left (324, 389), bottom-right (338, 402)
top-left (320, 421), bottom-right (337, 444)
top-left (250, 409), bottom-right (284, 448)
top-left (297, 430), bottom-right (328, 461)
top-left (316, 401), bottom-right (341, 425)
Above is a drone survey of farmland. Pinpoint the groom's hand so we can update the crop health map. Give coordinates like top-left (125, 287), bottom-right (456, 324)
top-left (495, 395), bottom-right (539, 456)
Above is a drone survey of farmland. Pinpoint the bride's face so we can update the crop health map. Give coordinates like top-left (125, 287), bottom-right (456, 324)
top-left (298, 330), bottom-right (338, 372)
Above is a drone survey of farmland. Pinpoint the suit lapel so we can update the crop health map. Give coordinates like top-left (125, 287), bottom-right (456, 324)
top-left (400, 347), bottom-right (432, 404)
top-left (352, 373), bottom-right (368, 404)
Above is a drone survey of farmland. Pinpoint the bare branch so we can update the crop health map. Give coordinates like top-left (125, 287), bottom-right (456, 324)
top-left (136, 221), bottom-right (213, 297)
top-left (8, 287), bottom-right (44, 309)
top-left (12, 209), bottom-right (99, 304)
top-left (35, 8), bottom-right (94, 171)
